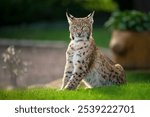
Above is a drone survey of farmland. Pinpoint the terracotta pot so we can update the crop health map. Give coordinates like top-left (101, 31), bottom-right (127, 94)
top-left (110, 30), bottom-right (150, 69)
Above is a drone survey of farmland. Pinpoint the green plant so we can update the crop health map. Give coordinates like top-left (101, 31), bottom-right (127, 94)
top-left (105, 10), bottom-right (150, 32)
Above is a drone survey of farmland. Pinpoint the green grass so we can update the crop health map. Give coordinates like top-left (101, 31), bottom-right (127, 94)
top-left (0, 71), bottom-right (150, 100)
top-left (0, 23), bottom-right (110, 47)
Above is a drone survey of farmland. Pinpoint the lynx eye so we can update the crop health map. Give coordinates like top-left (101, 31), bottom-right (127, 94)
top-left (83, 26), bottom-right (89, 31)
top-left (71, 25), bottom-right (77, 30)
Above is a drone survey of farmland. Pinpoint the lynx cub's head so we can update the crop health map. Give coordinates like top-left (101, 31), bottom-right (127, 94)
top-left (66, 12), bottom-right (94, 42)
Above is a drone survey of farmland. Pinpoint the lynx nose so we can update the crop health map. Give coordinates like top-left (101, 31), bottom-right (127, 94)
top-left (77, 32), bottom-right (82, 37)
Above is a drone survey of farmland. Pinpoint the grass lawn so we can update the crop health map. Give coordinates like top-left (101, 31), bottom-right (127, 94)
top-left (0, 71), bottom-right (150, 100)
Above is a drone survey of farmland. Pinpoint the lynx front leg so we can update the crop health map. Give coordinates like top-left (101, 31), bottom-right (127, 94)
top-left (61, 62), bottom-right (73, 89)
top-left (64, 64), bottom-right (88, 90)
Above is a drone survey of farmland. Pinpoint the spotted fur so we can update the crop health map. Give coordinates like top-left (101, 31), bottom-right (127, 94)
top-left (61, 12), bottom-right (126, 90)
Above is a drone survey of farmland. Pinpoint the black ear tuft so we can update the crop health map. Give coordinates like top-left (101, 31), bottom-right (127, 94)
top-left (66, 12), bottom-right (74, 19)
top-left (66, 11), bottom-right (75, 23)
top-left (87, 11), bottom-right (95, 23)
top-left (87, 11), bottom-right (95, 18)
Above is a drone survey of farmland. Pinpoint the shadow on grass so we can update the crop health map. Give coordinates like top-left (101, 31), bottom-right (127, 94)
top-left (126, 71), bottom-right (150, 83)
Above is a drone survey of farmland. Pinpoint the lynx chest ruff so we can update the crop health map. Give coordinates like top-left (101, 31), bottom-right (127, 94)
top-left (68, 40), bottom-right (93, 67)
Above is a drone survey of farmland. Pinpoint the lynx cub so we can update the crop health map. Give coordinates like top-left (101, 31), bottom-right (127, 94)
top-left (61, 12), bottom-right (126, 90)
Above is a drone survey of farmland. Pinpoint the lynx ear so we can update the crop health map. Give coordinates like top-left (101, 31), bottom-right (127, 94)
top-left (87, 11), bottom-right (95, 23)
top-left (66, 12), bottom-right (74, 24)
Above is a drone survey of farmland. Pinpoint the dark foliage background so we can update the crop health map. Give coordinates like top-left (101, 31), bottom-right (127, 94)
top-left (0, 0), bottom-right (149, 26)
top-left (0, 0), bottom-right (118, 25)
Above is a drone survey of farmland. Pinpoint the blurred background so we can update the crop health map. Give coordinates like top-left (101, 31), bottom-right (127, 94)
top-left (0, 0), bottom-right (150, 89)
top-left (0, 0), bottom-right (150, 45)
top-left (0, 0), bottom-right (150, 26)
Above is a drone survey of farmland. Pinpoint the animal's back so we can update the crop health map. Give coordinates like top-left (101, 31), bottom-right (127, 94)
top-left (83, 47), bottom-right (126, 87)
